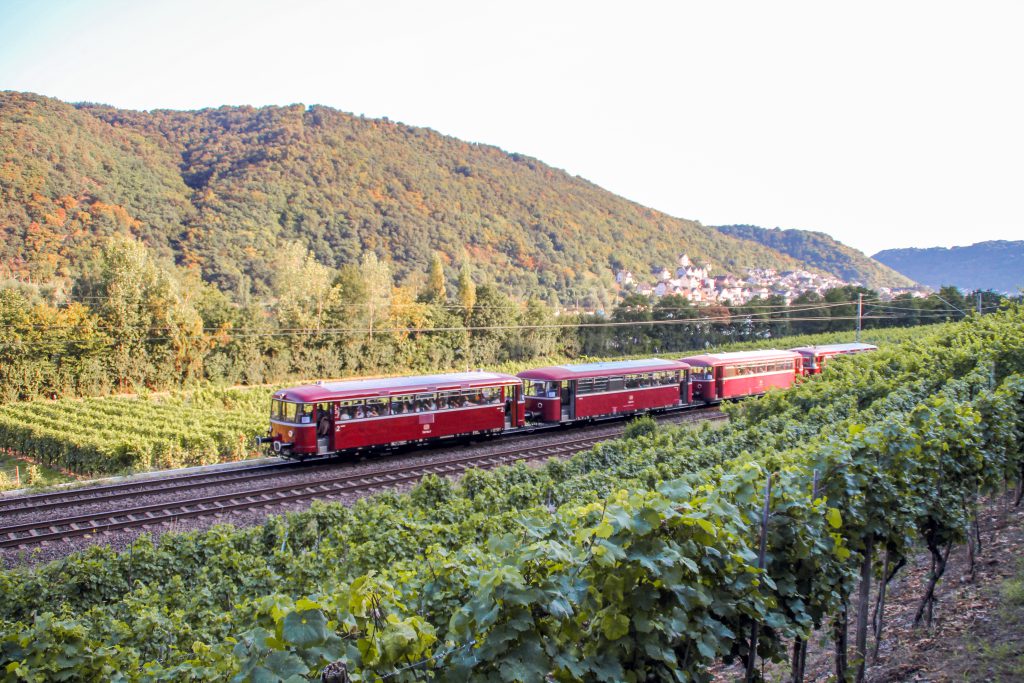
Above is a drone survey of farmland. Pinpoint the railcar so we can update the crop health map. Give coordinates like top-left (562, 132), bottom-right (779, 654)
top-left (681, 349), bottom-right (802, 403)
top-left (517, 358), bottom-right (691, 423)
top-left (789, 342), bottom-right (878, 375)
top-left (262, 371), bottom-right (525, 459)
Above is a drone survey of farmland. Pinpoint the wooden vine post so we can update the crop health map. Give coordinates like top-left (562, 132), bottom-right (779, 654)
top-left (746, 472), bottom-right (773, 683)
top-left (853, 534), bottom-right (874, 683)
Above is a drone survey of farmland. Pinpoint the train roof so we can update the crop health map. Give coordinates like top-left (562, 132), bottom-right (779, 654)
top-left (517, 358), bottom-right (690, 381)
top-left (680, 349), bottom-right (802, 366)
top-left (788, 342), bottom-right (878, 356)
top-left (273, 371), bottom-right (521, 403)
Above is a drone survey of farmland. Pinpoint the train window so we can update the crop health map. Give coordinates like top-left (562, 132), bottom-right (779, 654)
top-left (298, 404), bottom-right (314, 424)
top-left (279, 401), bottom-right (298, 423)
top-left (577, 378), bottom-right (594, 395)
top-left (608, 376), bottom-right (625, 392)
top-left (523, 381), bottom-right (545, 397)
top-left (414, 393), bottom-right (437, 412)
top-left (690, 366), bottom-right (713, 381)
top-left (592, 377), bottom-right (608, 393)
top-left (364, 398), bottom-right (387, 417)
top-left (390, 395), bottom-right (413, 415)
top-left (625, 374), bottom-right (640, 389)
top-left (270, 399), bottom-right (280, 419)
top-left (338, 400), bottom-right (362, 420)
top-left (481, 387), bottom-right (500, 404)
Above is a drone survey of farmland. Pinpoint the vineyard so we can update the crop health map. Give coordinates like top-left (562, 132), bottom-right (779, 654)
top-left (0, 325), bottom-right (940, 484)
top-left (0, 388), bottom-right (267, 479)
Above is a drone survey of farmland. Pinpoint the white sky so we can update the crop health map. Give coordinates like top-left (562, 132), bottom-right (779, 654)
top-left (2, 0), bottom-right (1021, 255)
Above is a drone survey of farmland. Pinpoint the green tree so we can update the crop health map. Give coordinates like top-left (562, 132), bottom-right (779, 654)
top-left (426, 253), bottom-right (447, 303)
top-left (457, 262), bottom-right (476, 321)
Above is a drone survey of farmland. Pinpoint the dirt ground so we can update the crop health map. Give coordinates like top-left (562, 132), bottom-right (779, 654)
top-left (804, 497), bottom-right (1024, 683)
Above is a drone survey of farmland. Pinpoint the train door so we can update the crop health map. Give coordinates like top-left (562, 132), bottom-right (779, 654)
top-left (504, 385), bottom-right (522, 428)
top-left (560, 381), bottom-right (575, 421)
top-left (680, 370), bottom-right (692, 405)
top-left (316, 402), bottom-right (333, 454)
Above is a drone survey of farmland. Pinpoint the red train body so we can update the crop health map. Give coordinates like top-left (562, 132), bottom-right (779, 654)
top-left (518, 359), bottom-right (691, 423)
top-left (681, 350), bottom-right (802, 403)
top-left (789, 342), bottom-right (878, 375)
top-left (262, 343), bottom-right (873, 459)
top-left (266, 371), bottom-right (524, 459)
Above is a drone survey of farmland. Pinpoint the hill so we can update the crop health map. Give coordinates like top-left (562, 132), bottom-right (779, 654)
top-left (714, 224), bottom-right (916, 289)
top-left (873, 241), bottom-right (1024, 293)
top-left (3, 91), bottom-right (823, 303)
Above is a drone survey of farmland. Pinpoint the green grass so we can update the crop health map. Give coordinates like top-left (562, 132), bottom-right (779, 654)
top-left (0, 453), bottom-right (73, 491)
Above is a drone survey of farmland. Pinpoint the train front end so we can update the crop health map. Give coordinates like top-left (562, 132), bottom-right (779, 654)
top-left (261, 391), bottom-right (320, 460)
top-left (686, 363), bottom-right (717, 403)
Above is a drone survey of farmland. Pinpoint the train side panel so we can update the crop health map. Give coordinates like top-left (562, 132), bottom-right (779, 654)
top-left (575, 385), bottom-right (680, 418)
top-left (333, 405), bottom-right (507, 450)
top-left (526, 396), bottom-right (561, 422)
top-left (719, 369), bottom-right (796, 399)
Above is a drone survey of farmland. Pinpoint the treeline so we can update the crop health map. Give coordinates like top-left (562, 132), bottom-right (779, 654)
top-left (576, 285), bottom-right (1011, 356)
top-left (0, 237), bottom-right (1012, 402)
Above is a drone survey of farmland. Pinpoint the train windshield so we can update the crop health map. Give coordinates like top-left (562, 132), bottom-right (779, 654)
top-left (689, 366), bottom-right (713, 381)
top-left (524, 381), bottom-right (558, 397)
top-left (271, 399), bottom-right (300, 423)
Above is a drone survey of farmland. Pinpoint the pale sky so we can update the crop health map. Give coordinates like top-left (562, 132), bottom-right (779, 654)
top-left (2, 0), bottom-right (1021, 256)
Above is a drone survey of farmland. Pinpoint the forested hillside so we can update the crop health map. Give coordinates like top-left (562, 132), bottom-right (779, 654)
top-left (873, 240), bottom-right (1024, 293)
top-left (715, 224), bottom-right (915, 288)
top-left (3, 91), bottom-right (818, 304)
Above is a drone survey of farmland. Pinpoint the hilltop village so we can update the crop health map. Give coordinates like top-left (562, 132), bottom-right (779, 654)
top-left (615, 254), bottom-right (926, 307)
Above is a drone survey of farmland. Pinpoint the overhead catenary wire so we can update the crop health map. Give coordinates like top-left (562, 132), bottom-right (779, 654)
top-left (0, 314), bottom-right (931, 349)
top-left (0, 299), bottom-right (887, 332)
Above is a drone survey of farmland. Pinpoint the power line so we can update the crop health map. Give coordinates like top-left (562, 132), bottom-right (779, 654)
top-left (0, 314), bottom-right (918, 349)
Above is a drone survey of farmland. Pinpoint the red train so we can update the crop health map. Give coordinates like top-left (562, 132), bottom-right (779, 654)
top-left (260, 343), bottom-right (876, 459)
top-left (789, 342), bottom-right (877, 375)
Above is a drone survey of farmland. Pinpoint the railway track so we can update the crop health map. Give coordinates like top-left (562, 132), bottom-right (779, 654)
top-left (0, 408), bottom-right (725, 550)
top-left (0, 461), bottom-right (305, 516)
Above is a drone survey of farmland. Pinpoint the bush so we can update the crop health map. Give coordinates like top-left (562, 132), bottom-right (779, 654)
top-left (623, 415), bottom-right (657, 440)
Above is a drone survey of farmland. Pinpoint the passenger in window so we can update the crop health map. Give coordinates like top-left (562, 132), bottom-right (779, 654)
top-left (354, 405), bottom-right (365, 419)
top-left (339, 406), bottom-right (353, 420)
top-left (366, 404), bottom-right (379, 418)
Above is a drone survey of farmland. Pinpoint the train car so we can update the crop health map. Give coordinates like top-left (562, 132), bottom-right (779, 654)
top-left (682, 349), bottom-right (802, 403)
top-left (263, 371), bottom-right (525, 459)
top-left (789, 342), bottom-right (878, 375)
top-left (517, 358), bottom-right (691, 423)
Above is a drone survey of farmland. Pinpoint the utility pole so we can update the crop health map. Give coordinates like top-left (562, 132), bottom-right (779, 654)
top-left (856, 293), bottom-right (862, 342)
top-left (976, 291), bottom-right (982, 315)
